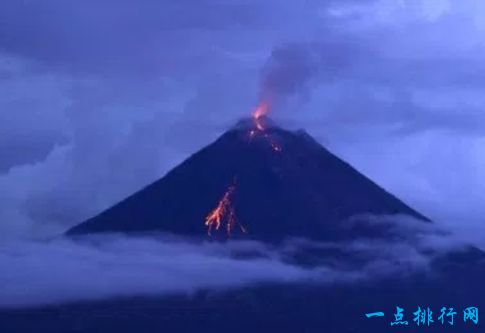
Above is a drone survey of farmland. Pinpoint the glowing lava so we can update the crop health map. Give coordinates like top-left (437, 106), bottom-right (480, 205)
top-left (249, 101), bottom-right (282, 152)
top-left (205, 180), bottom-right (247, 237)
top-left (203, 101), bottom-right (282, 236)
top-left (252, 101), bottom-right (269, 131)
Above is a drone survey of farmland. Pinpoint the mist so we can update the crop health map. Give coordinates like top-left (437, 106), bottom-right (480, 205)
top-left (0, 214), bottom-right (477, 309)
top-left (0, 234), bottom-right (306, 308)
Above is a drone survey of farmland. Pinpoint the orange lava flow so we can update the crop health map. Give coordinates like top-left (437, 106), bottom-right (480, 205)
top-left (205, 182), bottom-right (246, 237)
top-left (252, 101), bottom-right (269, 131)
top-left (253, 101), bottom-right (269, 118)
top-left (249, 101), bottom-right (282, 152)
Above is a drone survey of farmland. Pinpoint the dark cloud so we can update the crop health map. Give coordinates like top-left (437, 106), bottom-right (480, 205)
top-left (0, 0), bottom-right (327, 76)
top-left (0, 131), bottom-right (66, 173)
top-left (0, 55), bottom-right (70, 172)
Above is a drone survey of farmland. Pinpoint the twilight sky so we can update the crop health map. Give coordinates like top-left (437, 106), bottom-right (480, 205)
top-left (1, 0), bottom-right (484, 239)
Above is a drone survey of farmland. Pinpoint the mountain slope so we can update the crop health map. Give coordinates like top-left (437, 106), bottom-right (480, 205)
top-left (67, 117), bottom-right (428, 240)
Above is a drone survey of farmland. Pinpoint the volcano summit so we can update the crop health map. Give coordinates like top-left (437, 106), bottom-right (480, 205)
top-left (67, 115), bottom-right (428, 240)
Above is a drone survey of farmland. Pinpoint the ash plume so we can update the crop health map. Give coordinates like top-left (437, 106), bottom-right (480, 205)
top-left (258, 43), bottom-right (320, 111)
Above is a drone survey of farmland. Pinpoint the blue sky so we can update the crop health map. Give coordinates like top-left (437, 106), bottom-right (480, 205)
top-left (1, 0), bottom-right (484, 238)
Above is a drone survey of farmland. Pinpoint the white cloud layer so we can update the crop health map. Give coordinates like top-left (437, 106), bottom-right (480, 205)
top-left (0, 235), bottom-right (307, 307)
top-left (0, 215), bottom-right (477, 309)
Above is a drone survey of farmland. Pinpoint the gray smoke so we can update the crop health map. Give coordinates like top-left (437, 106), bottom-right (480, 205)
top-left (260, 43), bottom-right (320, 105)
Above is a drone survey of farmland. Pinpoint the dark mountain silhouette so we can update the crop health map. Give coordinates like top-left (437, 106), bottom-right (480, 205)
top-left (67, 117), bottom-right (428, 240)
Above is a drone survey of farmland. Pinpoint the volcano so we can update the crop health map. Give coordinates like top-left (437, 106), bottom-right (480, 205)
top-left (67, 116), bottom-right (428, 241)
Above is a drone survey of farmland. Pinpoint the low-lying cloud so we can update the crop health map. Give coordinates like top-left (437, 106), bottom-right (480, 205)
top-left (0, 235), bottom-right (306, 308)
top-left (0, 215), bottom-right (476, 309)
